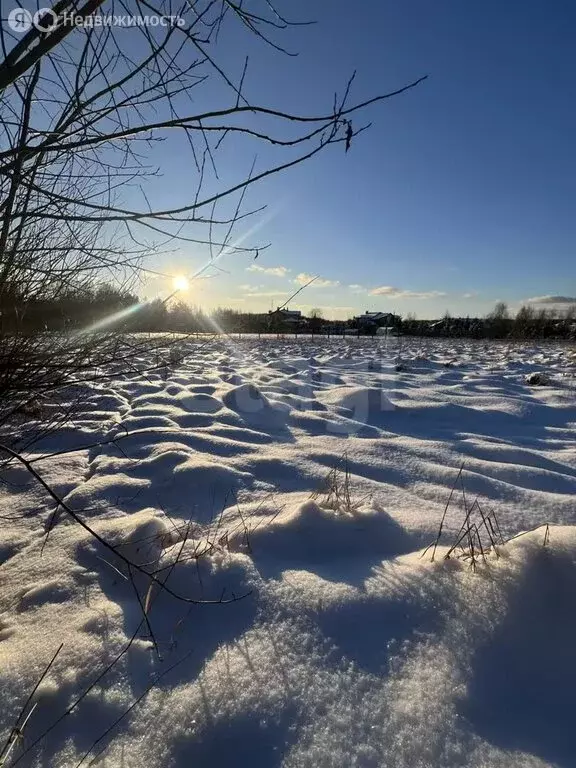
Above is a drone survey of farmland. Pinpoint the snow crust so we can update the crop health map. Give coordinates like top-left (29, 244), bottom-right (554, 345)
top-left (1, 337), bottom-right (576, 767)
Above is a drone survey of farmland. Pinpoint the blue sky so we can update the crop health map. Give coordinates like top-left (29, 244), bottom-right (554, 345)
top-left (142, 0), bottom-right (576, 319)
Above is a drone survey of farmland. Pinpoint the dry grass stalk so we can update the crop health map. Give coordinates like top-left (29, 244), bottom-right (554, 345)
top-left (0, 644), bottom-right (63, 766)
top-left (423, 466), bottom-right (506, 569)
top-left (310, 454), bottom-right (370, 514)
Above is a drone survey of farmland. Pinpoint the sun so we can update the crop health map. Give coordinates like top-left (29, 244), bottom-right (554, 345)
top-left (172, 275), bottom-right (189, 292)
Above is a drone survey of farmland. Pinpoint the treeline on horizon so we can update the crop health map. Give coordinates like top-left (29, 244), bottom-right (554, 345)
top-left (403, 302), bottom-right (576, 340)
top-left (1, 284), bottom-right (575, 340)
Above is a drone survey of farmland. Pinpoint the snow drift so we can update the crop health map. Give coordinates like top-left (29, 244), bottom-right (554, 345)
top-left (1, 337), bottom-right (575, 768)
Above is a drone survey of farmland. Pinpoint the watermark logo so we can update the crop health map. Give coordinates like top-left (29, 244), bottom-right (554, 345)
top-left (8, 7), bottom-right (33, 32)
top-left (8, 6), bottom-right (185, 32)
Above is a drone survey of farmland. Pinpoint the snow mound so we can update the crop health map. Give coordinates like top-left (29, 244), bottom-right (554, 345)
top-left (223, 383), bottom-right (291, 425)
top-left (317, 385), bottom-right (395, 421)
top-left (64, 473), bottom-right (151, 514)
top-left (220, 372), bottom-right (244, 385)
top-left (170, 458), bottom-right (254, 517)
top-left (265, 360), bottom-right (297, 374)
top-left (459, 528), bottom-right (576, 768)
top-left (223, 383), bottom-right (271, 413)
top-left (233, 498), bottom-right (412, 562)
top-left (176, 392), bottom-right (223, 413)
top-left (160, 543), bottom-right (257, 605)
top-left (112, 509), bottom-right (174, 569)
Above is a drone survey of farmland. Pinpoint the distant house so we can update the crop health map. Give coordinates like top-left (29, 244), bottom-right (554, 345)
top-left (353, 311), bottom-right (400, 333)
top-left (268, 307), bottom-right (305, 329)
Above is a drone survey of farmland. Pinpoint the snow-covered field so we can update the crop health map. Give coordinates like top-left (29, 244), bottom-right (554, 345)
top-left (1, 337), bottom-right (576, 767)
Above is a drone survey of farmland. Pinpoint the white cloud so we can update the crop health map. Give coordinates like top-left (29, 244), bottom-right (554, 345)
top-left (526, 295), bottom-right (576, 305)
top-left (294, 273), bottom-right (340, 288)
top-left (243, 290), bottom-right (287, 298)
top-left (246, 264), bottom-right (290, 277)
top-left (369, 285), bottom-right (447, 300)
top-left (462, 292), bottom-right (478, 299)
top-left (348, 284), bottom-right (365, 293)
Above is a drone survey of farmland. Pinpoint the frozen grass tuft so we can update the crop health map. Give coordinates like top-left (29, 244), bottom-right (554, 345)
top-left (310, 454), bottom-right (371, 515)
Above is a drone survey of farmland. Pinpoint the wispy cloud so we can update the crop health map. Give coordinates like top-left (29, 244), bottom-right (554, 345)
top-left (526, 295), bottom-right (576, 305)
top-left (243, 290), bottom-right (287, 298)
top-left (238, 283), bottom-right (264, 291)
top-left (348, 284), bottom-right (365, 293)
top-left (295, 273), bottom-right (340, 288)
top-left (247, 264), bottom-right (290, 277)
top-left (369, 285), bottom-right (447, 300)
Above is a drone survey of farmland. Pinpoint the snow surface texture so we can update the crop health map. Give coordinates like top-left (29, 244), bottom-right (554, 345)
top-left (1, 337), bottom-right (576, 767)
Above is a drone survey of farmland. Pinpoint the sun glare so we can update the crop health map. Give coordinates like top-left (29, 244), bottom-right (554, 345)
top-left (173, 275), bottom-right (189, 292)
